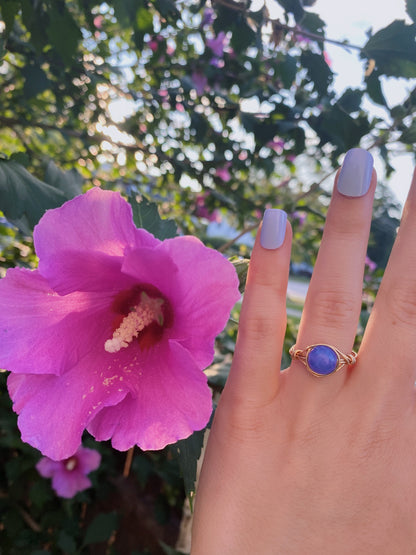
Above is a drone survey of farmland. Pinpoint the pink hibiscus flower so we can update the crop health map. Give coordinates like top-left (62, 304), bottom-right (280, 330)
top-left (36, 446), bottom-right (101, 498)
top-left (1, 188), bottom-right (239, 460)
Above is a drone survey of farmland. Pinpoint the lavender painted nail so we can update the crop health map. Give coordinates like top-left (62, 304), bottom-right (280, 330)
top-left (260, 209), bottom-right (287, 250)
top-left (337, 148), bottom-right (373, 197)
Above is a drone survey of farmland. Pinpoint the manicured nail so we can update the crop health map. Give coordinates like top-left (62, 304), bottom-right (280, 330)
top-left (260, 209), bottom-right (287, 250)
top-left (337, 148), bottom-right (373, 197)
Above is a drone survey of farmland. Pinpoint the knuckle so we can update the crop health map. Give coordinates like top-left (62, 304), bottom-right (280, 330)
top-left (239, 295), bottom-right (287, 346)
top-left (309, 288), bottom-right (357, 329)
top-left (216, 393), bottom-right (275, 442)
top-left (239, 314), bottom-right (282, 343)
top-left (327, 209), bottom-right (369, 238)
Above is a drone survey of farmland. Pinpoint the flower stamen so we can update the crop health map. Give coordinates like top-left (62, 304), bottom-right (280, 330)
top-left (65, 457), bottom-right (77, 471)
top-left (105, 292), bottom-right (164, 353)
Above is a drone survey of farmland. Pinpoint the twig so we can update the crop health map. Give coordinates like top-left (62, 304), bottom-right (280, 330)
top-left (274, 22), bottom-right (363, 52)
top-left (218, 221), bottom-right (260, 253)
top-left (18, 506), bottom-right (41, 533)
top-left (123, 446), bottom-right (134, 477)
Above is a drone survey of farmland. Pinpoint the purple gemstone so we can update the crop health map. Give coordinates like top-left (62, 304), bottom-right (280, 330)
top-left (307, 345), bottom-right (338, 376)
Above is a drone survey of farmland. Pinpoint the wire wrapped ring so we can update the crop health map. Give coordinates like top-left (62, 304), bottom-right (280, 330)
top-left (289, 344), bottom-right (358, 377)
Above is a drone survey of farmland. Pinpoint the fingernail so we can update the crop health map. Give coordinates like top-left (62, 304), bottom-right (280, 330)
top-left (337, 148), bottom-right (373, 197)
top-left (260, 209), bottom-right (287, 250)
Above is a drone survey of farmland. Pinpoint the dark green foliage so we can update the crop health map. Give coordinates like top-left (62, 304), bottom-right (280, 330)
top-left (129, 195), bottom-right (177, 240)
top-left (171, 429), bottom-right (206, 503)
top-left (364, 20), bottom-right (416, 77)
top-left (0, 161), bottom-right (68, 232)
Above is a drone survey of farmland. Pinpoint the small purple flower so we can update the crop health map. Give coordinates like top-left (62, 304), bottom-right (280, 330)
top-left (267, 138), bottom-right (285, 154)
top-left (215, 162), bottom-right (232, 182)
top-left (1, 188), bottom-right (240, 460)
top-left (36, 446), bottom-right (101, 498)
top-left (201, 8), bottom-right (215, 28)
top-left (148, 39), bottom-right (159, 52)
top-left (365, 255), bottom-right (377, 272)
top-left (206, 31), bottom-right (228, 58)
top-left (209, 57), bottom-right (224, 68)
top-left (192, 71), bottom-right (208, 96)
top-left (292, 211), bottom-right (307, 227)
top-left (195, 194), bottom-right (220, 222)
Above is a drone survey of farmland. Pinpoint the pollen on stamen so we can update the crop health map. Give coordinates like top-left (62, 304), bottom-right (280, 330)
top-left (65, 457), bottom-right (77, 471)
top-left (105, 292), bottom-right (164, 353)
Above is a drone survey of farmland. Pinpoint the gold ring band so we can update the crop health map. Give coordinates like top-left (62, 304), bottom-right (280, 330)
top-left (289, 344), bottom-right (357, 377)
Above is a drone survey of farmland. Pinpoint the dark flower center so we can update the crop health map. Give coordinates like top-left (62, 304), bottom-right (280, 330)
top-left (105, 284), bottom-right (173, 352)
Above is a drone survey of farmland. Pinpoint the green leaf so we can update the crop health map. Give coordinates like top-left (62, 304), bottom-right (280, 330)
top-left (310, 106), bottom-right (371, 153)
top-left (300, 50), bottom-right (333, 96)
top-left (154, 0), bottom-right (181, 21)
top-left (9, 151), bottom-right (30, 166)
top-left (400, 121), bottom-right (416, 143)
top-left (230, 16), bottom-right (257, 51)
top-left (1, 0), bottom-right (19, 37)
top-left (114, 0), bottom-right (144, 27)
top-left (82, 512), bottom-right (118, 546)
top-left (276, 0), bottom-right (304, 22)
top-left (230, 257), bottom-right (249, 293)
top-left (337, 88), bottom-right (363, 113)
top-left (205, 354), bottom-right (232, 389)
top-left (0, 160), bottom-right (68, 233)
top-left (406, 0), bottom-right (416, 22)
top-left (363, 20), bottom-right (416, 77)
top-left (136, 5), bottom-right (154, 32)
top-left (129, 194), bottom-right (177, 240)
top-left (46, 7), bottom-right (82, 65)
top-left (57, 530), bottom-right (77, 554)
top-left (22, 65), bottom-right (50, 99)
top-left (299, 12), bottom-right (326, 38)
top-left (277, 55), bottom-right (298, 88)
top-left (44, 160), bottom-right (83, 199)
top-left (365, 71), bottom-right (387, 106)
top-left (171, 428), bottom-right (206, 502)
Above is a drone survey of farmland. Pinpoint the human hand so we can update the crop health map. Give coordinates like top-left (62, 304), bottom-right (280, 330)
top-left (192, 148), bottom-right (416, 554)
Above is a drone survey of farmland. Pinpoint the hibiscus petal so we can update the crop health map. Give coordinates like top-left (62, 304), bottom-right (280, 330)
top-left (158, 236), bottom-right (240, 367)
top-left (52, 470), bottom-right (91, 498)
top-left (87, 341), bottom-right (213, 451)
top-left (36, 457), bottom-right (60, 478)
top-left (0, 268), bottom-right (113, 375)
top-left (8, 353), bottom-right (129, 460)
top-left (77, 447), bottom-right (101, 473)
top-left (120, 246), bottom-right (179, 298)
top-left (34, 188), bottom-right (159, 294)
top-left (39, 250), bottom-right (136, 295)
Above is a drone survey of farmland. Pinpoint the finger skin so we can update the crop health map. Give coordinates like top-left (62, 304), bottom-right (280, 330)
top-left (358, 168), bottom-right (416, 391)
top-left (223, 218), bottom-right (292, 408)
top-left (287, 168), bottom-right (377, 390)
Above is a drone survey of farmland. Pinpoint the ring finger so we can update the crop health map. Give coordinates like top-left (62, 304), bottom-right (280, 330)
top-left (286, 148), bottom-right (376, 393)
